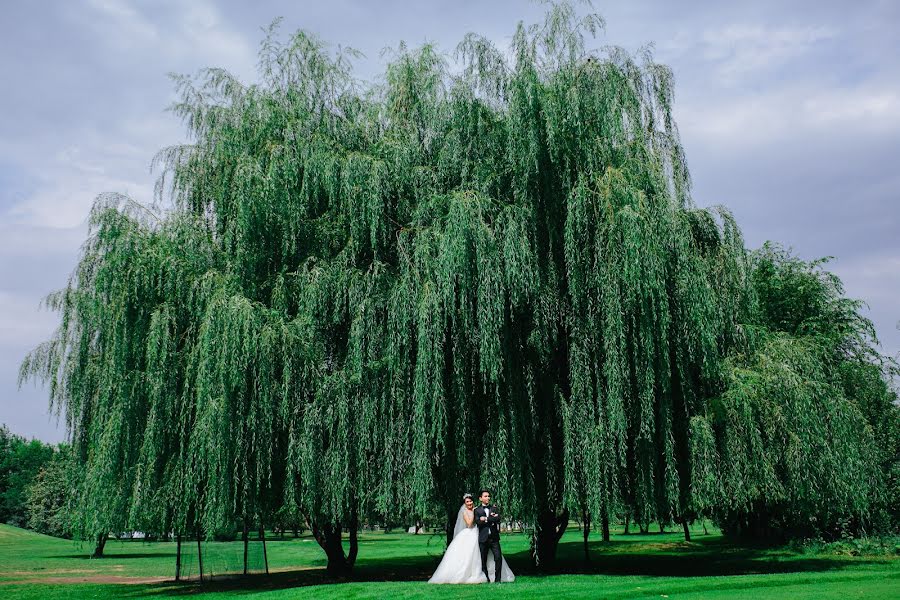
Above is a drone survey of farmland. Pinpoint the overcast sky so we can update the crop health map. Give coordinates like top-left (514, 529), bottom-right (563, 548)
top-left (2, 0), bottom-right (898, 443)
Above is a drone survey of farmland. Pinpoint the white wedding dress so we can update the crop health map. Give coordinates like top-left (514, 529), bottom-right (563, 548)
top-left (428, 505), bottom-right (515, 584)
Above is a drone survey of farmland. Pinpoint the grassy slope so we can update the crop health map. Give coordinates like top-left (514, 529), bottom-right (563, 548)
top-left (1, 523), bottom-right (897, 598)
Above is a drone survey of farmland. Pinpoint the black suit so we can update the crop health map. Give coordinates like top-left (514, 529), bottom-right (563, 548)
top-left (474, 504), bottom-right (502, 582)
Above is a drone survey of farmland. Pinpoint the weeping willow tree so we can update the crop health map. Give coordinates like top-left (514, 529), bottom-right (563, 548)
top-left (18, 195), bottom-right (222, 553)
top-left (17, 1), bottom-right (751, 569)
top-left (20, 0), bottom-right (897, 576)
top-left (688, 243), bottom-right (900, 541)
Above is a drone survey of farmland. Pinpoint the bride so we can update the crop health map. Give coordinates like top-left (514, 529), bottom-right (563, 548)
top-left (428, 493), bottom-right (515, 584)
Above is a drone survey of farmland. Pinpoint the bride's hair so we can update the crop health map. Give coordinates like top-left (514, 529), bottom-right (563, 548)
top-left (462, 493), bottom-right (474, 502)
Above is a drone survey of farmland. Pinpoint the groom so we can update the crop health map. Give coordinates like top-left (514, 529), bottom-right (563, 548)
top-left (473, 489), bottom-right (503, 583)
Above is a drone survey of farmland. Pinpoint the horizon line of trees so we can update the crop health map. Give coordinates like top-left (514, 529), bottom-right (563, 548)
top-left (17, 1), bottom-right (900, 575)
top-left (0, 426), bottom-right (73, 540)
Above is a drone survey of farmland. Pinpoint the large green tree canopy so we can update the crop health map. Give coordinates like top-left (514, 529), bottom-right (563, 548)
top-left (690, 244), bottom-right (900, 540)
top-left (20, 1), bottom-right (898, 572)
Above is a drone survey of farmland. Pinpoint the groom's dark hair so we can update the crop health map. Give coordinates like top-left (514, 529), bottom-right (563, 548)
top-left (478, 489), bottom-right (491, 497)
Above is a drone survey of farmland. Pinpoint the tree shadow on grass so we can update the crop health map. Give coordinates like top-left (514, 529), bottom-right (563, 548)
top-left (538, 536), bottom-right (859, 577)
top-left (143, 535), bottom-right (877, 596)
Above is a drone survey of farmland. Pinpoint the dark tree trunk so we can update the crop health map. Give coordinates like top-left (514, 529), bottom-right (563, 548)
top-left (196, 526), bottom-right (204, 583)
top-left (322, 523), bottom-right (348, 576)
top-left (242, 520), bottom-right (249, 575)
top-left (682, 520), bottom-right (691, 542)
top-left (659, 522), bottom-right (665, 533)
top-left (92, 533), bottom-right (107, 558)
top-left (533, 508), bottom-right (569, 568)
top-left (624, 513), bottom-right (630, 535)
top-left (308, 512), bottom-right (359, 577)
top-left (702, 520), bottom-right (709, 535)
top-left (175, 535), bottom-right (182, 581)
top-left (582, 510), bottom-right (591, 563)
top-left (260, 526), bottom-right (269, 575)
top-left (446, 503), bottom-right (459, 546)
top-left (601, 512), bottom-right (610, 542)
top-left (347, 513), bottom-right (359, 570)
top-left (293, 526), bottom-right (299, 538)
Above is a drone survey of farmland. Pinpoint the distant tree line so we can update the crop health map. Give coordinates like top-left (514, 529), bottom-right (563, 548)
top-left (0, 426), bottom-right (74, 539)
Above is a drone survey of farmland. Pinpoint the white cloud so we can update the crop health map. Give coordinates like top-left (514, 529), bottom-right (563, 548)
top-left (174, 2), bottom-right (256, 79)
top-left (664, 15), bottom-right (900, 149)
top-left (0, 1), bottom-right (255, 230)
top-left (803, 88), bottom-right (900, 126)
top-left (701, 24), bottom-right (835, 84)
top-left (834, 254), bottom-right (900, 299)
top-left (0, 291), bottom-right (60, 352)
top-left (0, 222), bottom-right (86, 261)
top-left (85, 0), bottom-right (160, 44)
top-left (79, 0), bottom-right (255, 78)
top-left (677, 83), bottom-right (900, 148)
top-left (832, 254), bottom-right (900, 360)
top-left (5, 141), bottom-right (155, 229)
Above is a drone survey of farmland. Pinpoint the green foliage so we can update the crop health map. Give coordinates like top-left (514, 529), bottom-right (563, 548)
top-left (790, 534), bottom-right (900, 557)
top-left (25, 445), bottom-right (75, 538)
top-left (713, 335), bottom-right (878, 537)
top-left (0, 426), bottom-right (54, 528)
top-left (751, 242), bottom-right (881, 364)
top-left (698, 244), bottom-right (900, 539)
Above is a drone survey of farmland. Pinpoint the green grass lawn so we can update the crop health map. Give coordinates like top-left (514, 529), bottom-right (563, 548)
top-left (1, 522), bottom-right (897, 599)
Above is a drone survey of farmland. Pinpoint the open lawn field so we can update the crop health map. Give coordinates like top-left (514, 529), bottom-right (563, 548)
top-left (0, 523), bottom-right (897, 599)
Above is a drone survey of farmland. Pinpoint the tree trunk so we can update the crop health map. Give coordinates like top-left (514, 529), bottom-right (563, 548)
top-left (92, 533), bottom-right (107, 558)
top-left (196, 527), bottom-right (204, 583)
top-left (702, 520), bottom-right (709, 535)
top-left (582, 510), bottom-right (591, 563)
top-left (446, 506), bottom-right (457, 546)
top-left (682, 520), bottom-right (691, 542)
top-left (347, 513), bottom-right (359, 570)
top-left (601, 512), bottom-right (610, 542)
top-left (533, 508), bottom-right (569, 568)
top-left (175, 535), bottom-right (182, 581)
top-left (624, 513), bottom-right (630, 535)
top-left (323, 523), bottom-right (348, 576)
top-left (242, 520), bottom-right (249, 575)
top-left (308, 514), bottom-right (358, 577)
top-left (259, 526), bottom-right (269, 575)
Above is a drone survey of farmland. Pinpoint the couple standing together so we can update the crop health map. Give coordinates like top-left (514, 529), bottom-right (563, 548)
top-left (428, 490), bottom-right (516, 584)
